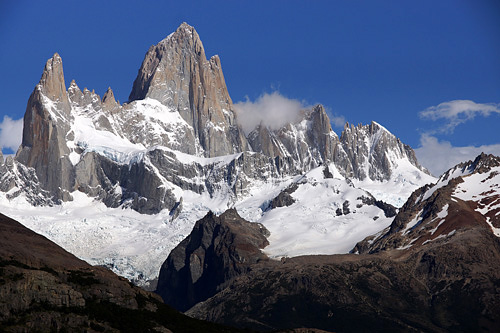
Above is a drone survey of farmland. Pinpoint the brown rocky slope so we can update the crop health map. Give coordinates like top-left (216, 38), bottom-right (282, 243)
top-left (186, 227), bottom-right (500, 332)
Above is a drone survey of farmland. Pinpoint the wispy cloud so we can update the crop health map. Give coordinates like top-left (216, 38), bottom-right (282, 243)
top-left (234, 92), bottom-right (309, 135)
top-left (419, 100), bottom-right (500, 133)
top-left (0, 116), bottom-right (23, 153)
top-left (415, 133), bottom-right (500, 176)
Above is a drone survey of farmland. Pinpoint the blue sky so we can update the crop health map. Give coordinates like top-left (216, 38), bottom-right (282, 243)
top-left (0, 0), bottom-right (499, 175)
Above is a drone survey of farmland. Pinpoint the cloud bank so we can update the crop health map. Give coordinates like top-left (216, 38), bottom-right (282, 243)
top-left (234, 91), bottom-right (347, 135)
top-left (415, 134), bottom-right (500, 177)
top-left (0, 116), bottom-right (23, 153)
top-left (419, 100), bottom-right (500, 133)
top-left (234, 92), bottom-right (307, 135)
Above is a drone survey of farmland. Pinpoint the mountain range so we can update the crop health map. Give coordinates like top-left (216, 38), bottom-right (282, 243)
top-left (0, 22), bottom-right (436, 287)
top-left (0, 22), bottom-right (499, 331)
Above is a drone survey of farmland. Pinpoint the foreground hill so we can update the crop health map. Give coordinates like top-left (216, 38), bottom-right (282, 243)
top-left (0, 212), bottom-right (242, 332)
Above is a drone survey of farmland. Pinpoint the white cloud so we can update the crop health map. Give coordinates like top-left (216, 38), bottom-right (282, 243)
top-left (415, 133), bottom-right (500, 177)
top-left (419, 100), bottom-right (500, 133)
top-left (234, 91), bottom-right (347, 134)
top-left (0, 116), bottom-right (23, 153)
top-left (234, 92), bottom-right (307, 135)
top-left (330, 114), bottom-right (346, 128)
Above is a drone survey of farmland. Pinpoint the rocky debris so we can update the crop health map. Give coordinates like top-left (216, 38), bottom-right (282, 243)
top-left (156, 209), bottom-right (269, 312)
top-left (0, 213), bottom-right (243, 332)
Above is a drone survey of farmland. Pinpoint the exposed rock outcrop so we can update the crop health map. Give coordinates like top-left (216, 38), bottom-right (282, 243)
top-left (248, 108), bottom-right (429, 182)
top-left (338, 121), bottom-right (429, 181)
top-left (265, 183), bottom-right (298, 210)
top-left (0, 155), bottom-right (54, 206)
top-left (156, 209), bottom-right (269, 312)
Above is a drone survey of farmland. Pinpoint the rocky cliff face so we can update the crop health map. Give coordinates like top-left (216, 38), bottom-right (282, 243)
top-left (156, 209), bottom-right (269, 312)
top-left (247, 105), bottom-right (345, 171)
top-left (0, 154), bottom-right (54, 206)
top-left (338, 121), bottom-right (428, 181)
top-left (248, 108), bottom-right (429, 182)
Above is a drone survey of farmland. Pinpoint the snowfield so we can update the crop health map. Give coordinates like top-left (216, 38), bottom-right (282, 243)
top-left (0, 157), bottom-right (434, 287)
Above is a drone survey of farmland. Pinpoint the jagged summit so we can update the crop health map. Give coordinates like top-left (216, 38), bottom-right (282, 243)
top-left (338, 120), bottom-right (429, 180)
top-left (10, 22), bottom-right (432, 214)
top-left (128, 22), bottom-right (248, 157)
top-left (452, 152), bottom-right (500, 175)
top-left (38, 53), bottom-right (67, 102)
top-left (128, 22), bottom-right (204, 103)
top-left (16, 53), bottom-right (73, 201)
top-left (102, 86), bottom-right (117, 106)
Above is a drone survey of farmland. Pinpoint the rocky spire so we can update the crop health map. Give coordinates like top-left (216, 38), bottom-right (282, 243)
top-left (16, 53), bottom-right (74, 202)
top-left (102, 86), bottom-right (118, 107)
top-left (38, 53), bottom-right (69, 104)
top-left (129, 22), bottom-right (248, 157)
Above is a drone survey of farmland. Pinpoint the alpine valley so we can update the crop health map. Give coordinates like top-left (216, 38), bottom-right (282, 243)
top-left (1, 23), bottom-right (499, 332)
